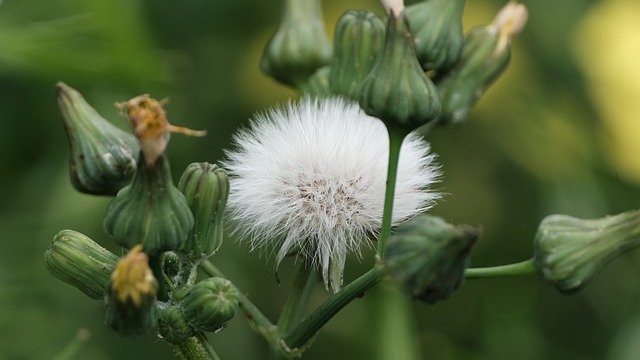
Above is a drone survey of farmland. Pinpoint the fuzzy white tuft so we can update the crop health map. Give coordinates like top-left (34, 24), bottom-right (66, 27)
top-left (223, 97), bottom-right (441, 292)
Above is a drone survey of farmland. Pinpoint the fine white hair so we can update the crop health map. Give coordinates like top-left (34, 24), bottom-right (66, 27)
top-left (223, 97), bottom-right (441, 292)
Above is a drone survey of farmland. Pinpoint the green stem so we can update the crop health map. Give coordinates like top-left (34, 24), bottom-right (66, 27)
top-left (270, 264), bottom-right (316, 359)
top-left (196, 332), bottom-right (221, 360)
top-left (52, 329), bottom-right (91, 360)
top-left (173, 334), bottom-right (220, 360)
top-left (199, 260), bottom-right (276, 335)
top-left (283, 265), bottom-right (387, 350)
top-left (378, 127), bottom-right (406, 260)
top-left (276, 264), bottom-right (315, 334)
top-left (464, 259), bottom-right (536, 279)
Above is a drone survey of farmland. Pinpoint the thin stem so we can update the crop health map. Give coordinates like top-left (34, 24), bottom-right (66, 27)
top-left (270, 264), bottom-right (316, 360)
top-left (464, 259), bottom-right (536, 279)
top-left (199, 260), bottom-right (276, 335)
top-left (52, 329), bottom-right (91, 360)
top-left (173, 334), bottom-right (220, 360)
top-left (283, 265), bottom-right (387, 350)
top-left (196, 332), bottom-right (221, 360)
top-left (378, 127), bottom-right (406, 260)
top-left (276, 263), bottom-right (315, 335)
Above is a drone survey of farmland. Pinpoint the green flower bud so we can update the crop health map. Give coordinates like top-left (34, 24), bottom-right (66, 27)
top-left (359, 11), bottom-right (441, 132)
top-left (104, 246), bottom-right (159, 335)
top-left (44, 229), bottom-right (119, 300)
top-left (329, 10), bottom-right (385, 99)
top-left (181, 278), bottom-right (239, 332)
top-left (534, 210), bottom-right (640, 294)
top-left (261, 0), bottom-right (332, 88)
top-left (177, 162), bottom-right (229, 260)
top-left (104, 154), bottom-right (194, 255)
top-left (405, 0), bottom-right (466, 71)
top-left (162, 251), bottom-right (182, 280)
top-left (300, 66), bottom-right (332, 97)
top-left (436, 2), bottom-right (527, 125)
top-left (56, 82), bottom-right (139, 195)
top-left (158, 306), bottom-right (195, 344)
top-left (385, 214), bottom-right (479, 304)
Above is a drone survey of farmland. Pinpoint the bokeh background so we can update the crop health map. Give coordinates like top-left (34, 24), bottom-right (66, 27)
top-left (2, 0), bottom-right (640, 359)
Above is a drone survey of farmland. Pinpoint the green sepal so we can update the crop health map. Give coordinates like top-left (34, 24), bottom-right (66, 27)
top-left (405, 0), bottom-right (466, 71)
top-left (177, 162), bottom-right (229, 260)
top-left (359, 13), bottom-right (441, 132)
top-left (534, 210), bottom-right (640, 294)
top-left (104, 289), bottom-right (159, 336)
top-left (385, 214), bottom-right (479, 304)
top-left (181, 277), bottom-right (239, 333)
top-left (299, 66), bottom-right (332, 97)
top-left (56, 82), bottom-right (139, 195)
top-left (329, 10), bottom-right (385, 99)
top-left (158, 306), bottom-right (196, 344)
top-left (435, 26), bottom-right (510, 125)
top-left (44, 229), bottom-right (119, 300)
top-left (260, 0), bottom-right (332, 89)
top-left (104, 154), bottom-right (194, 255)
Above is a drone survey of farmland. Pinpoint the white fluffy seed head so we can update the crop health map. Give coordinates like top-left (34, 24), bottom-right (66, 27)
top-left (222, 97), bottom-right (441, 292)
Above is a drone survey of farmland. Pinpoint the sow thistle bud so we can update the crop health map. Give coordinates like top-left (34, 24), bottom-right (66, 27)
top-left (436, 1), bottom-right (528, 125)
top-left (104, 154), bottom-right (194, 255)
top-left (405, 0), bottom-right (466, 71)
top-left (385, 214), bottom-right (479, 304)
top-left (104, 245), bottom-right (159, 335)
top-left (181, 277), bottom-right (239, 332)
top-left (158, 306), bottom-right (195, 344)
top-left (56, 82), bottom-right (138, 196)
top-left (300, 66), bottom-right (332, 97)
top-left (178, 162), bottom-right (230, 260)
top-left (359, 6), bottom-right (441, 132)
top-left (260, 0), bottom-right (332, 89)
top-left (329, 10), bottom-right (385, 99)
top-left (44, 229), bottom-right (119, 300)
top-left (534, 210), bottom-right (640, 294)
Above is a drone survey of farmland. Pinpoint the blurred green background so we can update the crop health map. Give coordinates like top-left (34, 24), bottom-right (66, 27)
top-left (2, 0), bottom-right (640, 359)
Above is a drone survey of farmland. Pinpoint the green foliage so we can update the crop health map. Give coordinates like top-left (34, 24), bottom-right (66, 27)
top-left (3, 0), bottom-right (640, 359)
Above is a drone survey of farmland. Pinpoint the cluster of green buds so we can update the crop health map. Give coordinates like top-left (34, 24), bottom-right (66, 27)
top-left (261, 0), bottom-right (528, 134)
top-left (46, 84), bottom-right (237, 346)
top-left (534, 210), bottom-right (640, 294)
top-left (384, 214), bottom-right (479, 304)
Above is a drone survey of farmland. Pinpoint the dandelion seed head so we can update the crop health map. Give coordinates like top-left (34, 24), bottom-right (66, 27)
top-left (223, 97), bottom-right (441, 292)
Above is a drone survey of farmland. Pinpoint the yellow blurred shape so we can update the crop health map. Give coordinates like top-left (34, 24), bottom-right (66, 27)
top-left (575, 0), bottom-right (640, 183)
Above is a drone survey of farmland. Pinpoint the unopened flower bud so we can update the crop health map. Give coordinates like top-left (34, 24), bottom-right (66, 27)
top-left (385, 214), bottom-right (479, 304)
top-left (162, 251), bottom-right (182, 280)
top-left (181, 277), bottom-right (239, 332)
top-left (104, 245), bottom-right (158, 335)
top-left (534, 210), bottom-right (640, 294)
top-left (436, 1), bottom-right (527, 125)
top-left (44, 229), bottom-right (119, 300)
top-left (56, 82), bottom-right (138, 195)
top-left (115, 95), bottom-right (206, 168)
top-left (261, 0), bottom-right (332, 89)
top-left (104, 155), bottom-right (194, 255)
top-left (177, 163), bottom-right (229, 260)
top-left (329, 10), bottom-right (385, 99)
top-left (405, 0), bottom-right (466, 71)
top-left (300, 66), bottom-right (332, 97)
top-left (158, 306), bottom-right (195, 344)
top-left (359, 10), bottom-right (441, 132)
